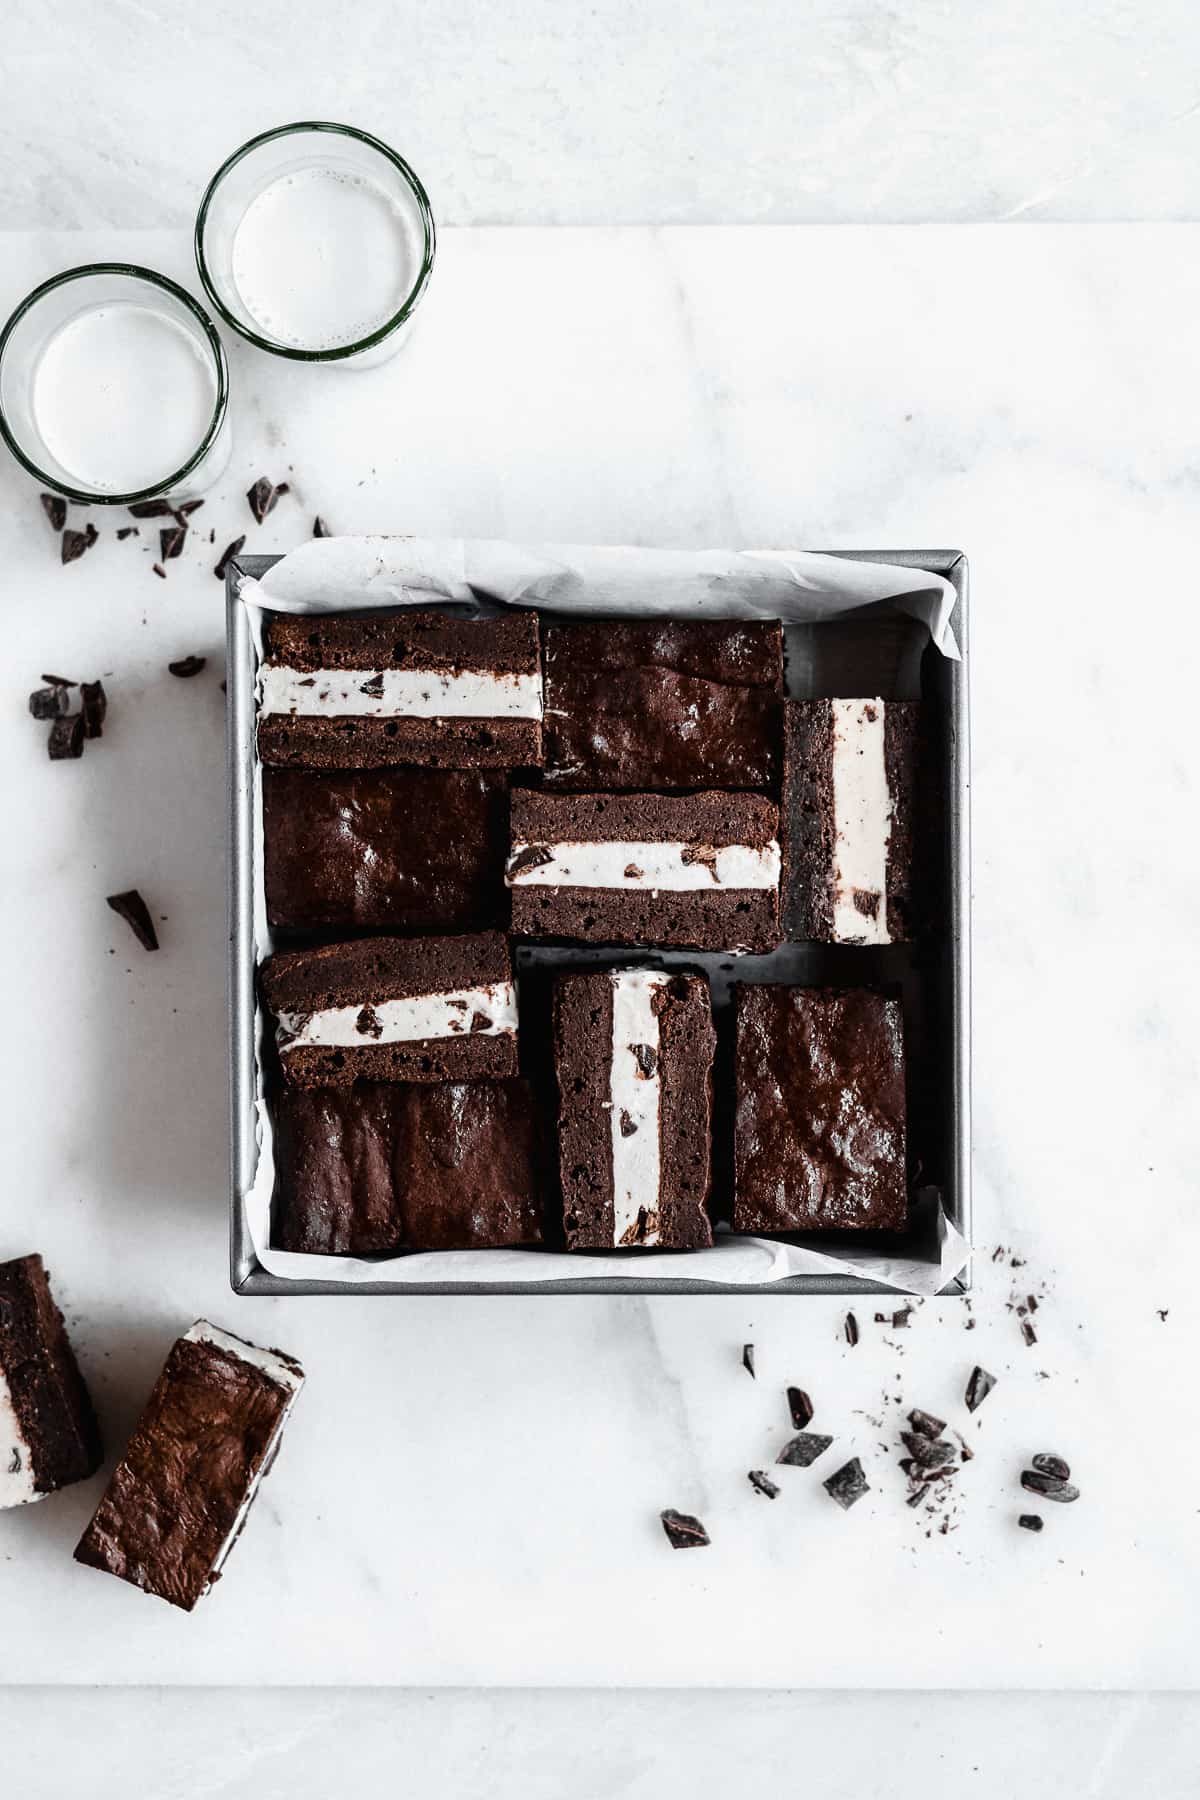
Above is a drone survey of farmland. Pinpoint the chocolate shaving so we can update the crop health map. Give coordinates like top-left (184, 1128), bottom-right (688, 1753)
top-left (907, 1408), bottom-right (946, 1440)
top-left (40, 493), bottom-right (67, 532)
top-left (660, 1509), bottom-right (710, 1549)
top-left (1018, 1514), bottom-right (1044, 1532)
top-left (742, 1343), bottom-right (755, 1378)
top-left (355, 1004), bottom-right (383, 1039)
top-left (844, 1312), bottom-right (859, 1347)
top-left (106, 889), bottom-right (159, 951)
top-left (47, 714), bottom-right (84, 760)
top-left (507, 843), bottom-right (554, 878)
top-left (786, 1387), bottom-right (813, 1430)
top-left (1021, 1469), bottom-right (1079, 1503)
top-left (175, 498), bottom-right (205, 518)
top-left (116, 526), bottom-right (139, 540)
top-left (168, 656), bottom-right (206, 679)
top-left (619, 1110), bottom-right (638, 1137)
top-left (80, 679), bottom-right (107, 739)
top-left (313, 516), bottom-right (331, 538)
top-left (160, 524), bottom-right (187, 561)
top-left (29, 685), bottom-right (70, 720)
top-left (247, 476), bottom-right (289, 524)
top-left (127, 498), bottom-right (176, 518)
top-left (964, 1365), bottom-right (996, 1412)
top-left (748, 1470), bottom-right (779, 1499)
top-left (152, 563), bottom-right (167, 579)
top-left (776, 1432), bottom-right (833, 1468)
top-left (823, 1458), bottom-right (870, 1511)
top-left (1031, 1452), bottom-right (1070, 1481)
top-left (61, 524), bottom-right (98, 565)
top-left (631, 1044), bottom-right (657, 1079)
top-left (213, 535), bottom-right (246, 580)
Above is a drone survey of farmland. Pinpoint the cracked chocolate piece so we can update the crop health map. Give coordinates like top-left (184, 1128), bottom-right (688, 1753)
top-left (127, 498), bottom-right (176, 518)
top-left (47, 714), bottom-right (84, 760)
top-left (660, 1509), bottom-right (710, 1549)
top-left (0, 1253), bottom-right (102, 1509)
top-left (1018, 1514), bottom-right (1044, 1533)
top-left (213, 535), bottom-right (246, 581)
top-left (1021, 1469), bottom-right (1079, 1503)
top-left (61, 524), bottom-right (98, 565)
top-left (742, 1343), bottom-right (756, 1378)
top-left (907, 1408), bottom-right (946, 1439)
top-left (1021, 1319), bottom-right (1038, 1346)
top-left (29, 685), bottom-right (70, 720)
top-left (823, 1457), bottom-right (870, 1510)
top-left (786, 1387), bottom-right (813, 1430)
top-left (247, 476), bottom-right (290, 524)
top-left (901, 1431), bottom-right (956, 1473)
top-left (776, 1431), bottom-right (833, 1467)
top-left (965, 1366), bottom-right (997, 1413)
top-left (175, 498), bottom-right (204, 519)
top-left (80, 680), bottom-right (107, 739)
top-left (168, 656), bottom-right (207, 679)
top-left (40, 493), bottom-right (67, 532)
top-left (116, 526), bottom-right (139, 540)
top-left (1031, 1452), bottom-right (1070, 1482)
top-left (106, 889), bottom-right (159, 952)
top-left (159, 524), bottom-right (187, 561)
top-left (748, 1470), bottom-right (779, 1499)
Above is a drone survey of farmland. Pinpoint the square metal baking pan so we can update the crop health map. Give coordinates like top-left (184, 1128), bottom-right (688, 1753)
top-left (228, 548), bottom-right (970, 1296)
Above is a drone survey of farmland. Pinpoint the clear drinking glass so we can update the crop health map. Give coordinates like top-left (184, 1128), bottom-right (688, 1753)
top-left (195, 122), bottom-right (436, 368)
top-left (0, 264), bottom-right (231, 504)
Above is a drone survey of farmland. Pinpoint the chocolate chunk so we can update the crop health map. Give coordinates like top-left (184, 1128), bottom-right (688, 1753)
top-left (901, 1431), bottom-right (956, 1473)
top-left (116, 526), bottom-right (139, 540)
top-left (355, 1004), bottom-right (383, 1038)
top-left (852, 888), bottom-right (881, 917)
top-left (786, 1387), bottom-right (813, 1430)
top-left (742, 1343), bottom-right (755, 1378)
top-left (175, 498), bottom-right (205, 518)
top-left (632, 1044), bottom-right (657, 1079)
top-left (152, 563), bottom-right (167, 579)
top-left (127, 498), bottom-right (176, 518)
top-left (1018, 1514), bottom-right (1044, 1533)
top-left (80, 680), bottom-right (107, 739)
top-left (680, 843), bottom-right (719, 878)
top-left (47, 714), bottom-right (84, 760)
top-left (1021, 1469), bottom-right (1079, 1503)
top-left (168, 656), bottom-right (207, 679)
top-left (469, 1011), bottom-right (492, 1033)
top-left (619, 1110), bottom-right (638, 1137)
top-left (40, 673), bottom-right (75, 688)
top-left (748, 1470), bottom-right (779, 1499)
top-left (29, 685), bottom-right (70, 720)
top-left (360, 673), bottom-right (385, 699)
top-left (40, 493), bottom-right (67, 532)
top-left (1021, 1320), bottom-right (1038, 1347)
top-left (660, 1509), bottom-right (710, 1549)
top-left (776, 1432), bottom-right (833, 1468)
top-left (844, 1312), bottom-right (859, 1347)
top-left (1031, 1452), bottom-right (1070, 1482)
top-left (313, 516), bottom-right (331, 538)
top-left (823, 1458), bottom-right (870, 1510)
top-left (907, 1408), bottom-right (946, 1440)
top-left (160, 524), bottom-right (187, 561)
top-left (623, 863), bottom-right (644, 880)
top-left (213, 535), bottom-right (246, 581)
top-left (965, 1365), bottom-right (996, 1412)
top-left (247, 477), bottom-right (289, 524)
top-left (61, 524), bottom-right (98, 565)
top-left (106, 890), bottom-right (159, 951)
top-left (507, 843), bottom-right (554, 878)
top-left (891, 1306), bottom-right (912, 1328)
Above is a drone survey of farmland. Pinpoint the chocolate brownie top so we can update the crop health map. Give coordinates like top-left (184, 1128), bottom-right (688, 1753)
top-left (260, 931), bottom-right (511, 1016)
top-left (75, 1331), bottom-right (300, 1611)
top-left (508, 789), bottom-right (779, 851)
top-left (544, 619), bottom-right (781, 687)
top-left (263, 608), bottom-right (539, 675)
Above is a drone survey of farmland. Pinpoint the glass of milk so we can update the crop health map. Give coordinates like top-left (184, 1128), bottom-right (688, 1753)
top-left (0, 264), bottom-right (231, 503)
top-left (195, 122), bottom-right (435, 368)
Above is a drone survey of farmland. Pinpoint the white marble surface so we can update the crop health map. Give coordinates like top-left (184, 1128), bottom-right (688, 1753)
top-left (0, 224), bottom-right (1197, 1694)
top-left (6, 1), bottom-right (1200, 229)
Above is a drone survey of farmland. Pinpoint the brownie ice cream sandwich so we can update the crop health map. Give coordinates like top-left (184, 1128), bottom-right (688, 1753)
top-left (542, 618), bottom-right (782, 791)
top-left (0, 1254), bottom-right (101, 1509)
top-left (260, 931), bottom-right (518, 1088)
top-left (75, 1322), bottom-right (303, 1611)
top-left (733, 985), bottom-right (907, 1233)
top-left (506, 790), bottom-right (781, 952)
top-left (257, 608), bottom-right (544, 770)
top-left (782, 698), bottom-right (921, 942)
top-left (263, 766), bottom-right (509, 932)
top-left (554, 969), bottom-right (715, 1250)
top-left (271, 1079), bottom-right (543, 1254)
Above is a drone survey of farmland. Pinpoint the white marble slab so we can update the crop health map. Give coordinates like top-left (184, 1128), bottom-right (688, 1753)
top-left (0, 225), bottom-right (1196, 1688)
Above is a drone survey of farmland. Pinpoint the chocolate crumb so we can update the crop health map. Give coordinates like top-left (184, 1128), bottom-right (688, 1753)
top-left (152, 563), bottom-right (167, 579)
top-left (742, 1343), bottom-right (755, 1378)
top-left (40, 493), bottom-right (67, 532)
top-left (116, 526), bottom-right (139, 540)
top-left (660, 1509), bottom-right (710, 1549)
top-left (106, 889), bottom-right (159, 951)
top-left (159, 524), bottom-right (187, 561)
top-left (748, 1471), bottom-right (779, 1499)
top-left (80, 679), bottom-right (107, 739)
top-left (214, 535), bottom-right (246, 581)
top-left (844, 1312), bottom-right (859, 1347)
top-left (1021, 1469), bottom-right (1079, 1504)
top-left (777, 1432), bottom-right (833, 1468)
top-left (619, 1110), bottom-right (638, 1138)
top-left (907, 1408), bottom-right (945, 1440)
top-left (29, 685), bottom-right (70, 721)
top-left (168, 656), bottom-right (207, 679)
top-left (823, 1458), bottom-right (870, 1511)
top-left (47, 714), bottom-right (84, 760)
top-left (1031, 1452), bottom-right (1070, 1482)
top-left (355, 1004), bottom-right (383, 1039)
top-left (7, 1447), bottom-right (20, 1474)
top-left (786, 1387), bottom-right (814, 1430)
top-left (313, 516), bottom-right (331, 538)
top-left (624, 863), bottom-right (644, 880)
top-left (247, 476), bottom-right (289, 524)
top-left (127, 498), bottom-right (176, 519)
top-left (61, 524), bottom-right (98, 565)
top-left (964, 1366), bottom-right (996, 1412)
top-left (1018, 1514), bottom-right (1044, 1532)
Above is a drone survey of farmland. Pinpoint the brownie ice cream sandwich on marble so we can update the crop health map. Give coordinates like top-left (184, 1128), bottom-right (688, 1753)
top-left (0, 1254), bottom-right (101, 1509)
top-left (256, 608), bottom-right (544, 770)
top-left (782, 698), bottom-right (921, 943)
top-left (506, 790), bottom-right (781, 952)
top-left (260, 931), bottom-right (518, 1088)
top-left (542, 617), bottom-right (782, 791)
top-left (554, 969), bottom-right (715, 1250)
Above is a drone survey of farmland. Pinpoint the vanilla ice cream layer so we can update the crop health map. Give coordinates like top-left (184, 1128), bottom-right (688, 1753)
top-left (276, 982), bottom-right (517, 1052)
top-left (608, 970), bottom-right (664, 1247)
top-left (0, 1366), bottom-right (39, 1508)
top-left (506, 841), bottom-right (780, 890)
top-left (259, 665), bottom-right (543, 719)
top-left (830, 699), bottom-right (892, 944)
